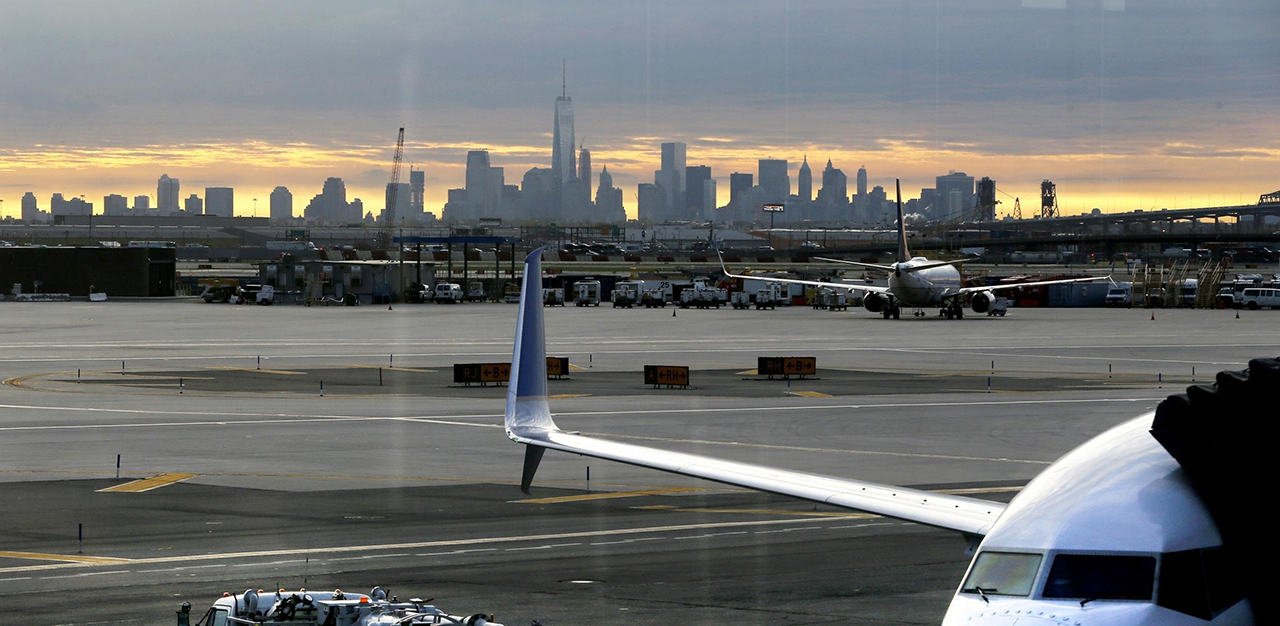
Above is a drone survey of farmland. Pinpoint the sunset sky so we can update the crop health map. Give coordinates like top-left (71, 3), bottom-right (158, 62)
top-left (1, 0), bottom-right (1277, 220)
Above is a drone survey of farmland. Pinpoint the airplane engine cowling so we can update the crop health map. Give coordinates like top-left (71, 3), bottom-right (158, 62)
top-left (863, 293), bottom-right (886, 313)
top-left (970, 291), bottom-right (996, 314)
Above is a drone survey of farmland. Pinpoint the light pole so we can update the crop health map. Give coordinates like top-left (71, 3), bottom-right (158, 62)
top-left (763, 204), bottom-right (784, 248)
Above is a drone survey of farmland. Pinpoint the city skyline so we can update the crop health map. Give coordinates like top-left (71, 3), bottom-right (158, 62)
top-left (2, 1), bottom-right (1276, 220)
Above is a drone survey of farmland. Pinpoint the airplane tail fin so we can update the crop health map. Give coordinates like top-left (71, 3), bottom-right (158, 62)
top-left (895, 179), bottom-right (909, 263)
top-left (505, 247), bottom-right (558, 492)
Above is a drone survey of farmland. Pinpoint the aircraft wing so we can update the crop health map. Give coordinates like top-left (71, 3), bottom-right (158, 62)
top-left (958, 275), bottom-right (1111, 295)
top-left (506, 248), bottom-right (1004, 538)
top-left (719, 254), bottom-right (890, 295)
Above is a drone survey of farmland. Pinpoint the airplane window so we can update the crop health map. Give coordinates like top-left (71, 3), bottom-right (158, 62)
top-left (1157, 547), bottom-right (1243, 620)
top-left (1041, 554), bottom-right (1155, 601)
top-left (961, 551), bottom-right (1042, 597)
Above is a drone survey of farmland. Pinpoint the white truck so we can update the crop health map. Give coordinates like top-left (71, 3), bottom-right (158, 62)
top-left (611, 280), bottom-right (644, 308)
top-left (755, 283), bottom-right (786, 310)
top-left (730, 291), bottom-right (752, 309)
top-left (679, 279), bottom-right (726, 309)
top-left (574, 280), bottom-right (601, 306)
top-left (642, 287), bottom-right (668, 308)
top-left (1105, 283), bottom-right (1133, 308)
top-left (433, 283), bottom-right (463, 303)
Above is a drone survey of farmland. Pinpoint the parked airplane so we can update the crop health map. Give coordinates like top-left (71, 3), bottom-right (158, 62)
top-left (720, 180), bottom-right (1107, 319)
top-left (505, 247), bottom-right (1255, 624)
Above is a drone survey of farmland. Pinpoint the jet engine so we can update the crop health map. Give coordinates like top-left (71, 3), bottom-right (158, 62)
top-left (969, 291), bottom-right (997, 314)
top-left (863, 292), bottom-right (887, 313)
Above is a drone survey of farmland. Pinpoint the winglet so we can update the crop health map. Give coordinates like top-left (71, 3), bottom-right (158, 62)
top-left (505, 247), bottom-right (558, 445)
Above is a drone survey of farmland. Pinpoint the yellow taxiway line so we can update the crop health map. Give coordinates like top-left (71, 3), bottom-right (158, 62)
top-left (0, 551), bottom-right (132, 565)
top-left (788, 391), bottom-right (833, 398)
top-left (635, 505), bottom-right (877, 518)
top-left (548, 394), bottom-right (591, 400)
top-left (209, 366), bottom-right (305, 375)
top-left (344, 364), bottom-right (436, 373)
top-left (568, 364), bottom-right (587, 371)
top-left (516, 487), bottom-right (709, 504)
top-left (98, 473), bottom-right (200, 493)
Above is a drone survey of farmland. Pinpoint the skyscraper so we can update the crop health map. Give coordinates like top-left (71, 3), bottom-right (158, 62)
top-left (304, 178), bottom-right (350, 222)
top-left (701, 178), bottom-right (718, 221)
top-left (157, 174), bottom-right (180, 213)
top-left (270, 186), bottom-right (293, 222)
top-left (758, 159), bottom-right (789, 202)
top-left (595, 165), bottom-right (625, 224)
top-left (685, 165), bottom-right (712, 218)
top-left (817, 159), bottom-right (848, 208)
top-left (857, 166), bottom-right (868, 197)
top-left (935, 171), bottom-right (975, 221)
top-left (410, 168), bottom-right (425, 215)
top-left (185, 194), bottom-right (203, 215)
top-left (21, 192), bottom-right (39, 222)
top-left (729, 172), bottom-right (753, 207)
top-left (797, 156), bottom-right (812, 202)
top-left (133, 195), bottom-right (151, 214)
top-left (578, 147), bottom-right (592, 199)
top-left (205, 187), bottom-right (234, 217)
top-left (104, 194), bottom-right (129, 216)
top-left (655, 142), bottom-right (687, 219)
top-left (465, 150), bottom-right (493, 217)
top-left (551, 74), bottom-right (575, 188)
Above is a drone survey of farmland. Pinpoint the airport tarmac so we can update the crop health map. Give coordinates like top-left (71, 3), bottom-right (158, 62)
top-left (0, 300), bottom-right (1275, 625)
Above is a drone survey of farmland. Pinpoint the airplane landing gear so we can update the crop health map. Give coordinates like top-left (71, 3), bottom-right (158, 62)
top-left (891, 305), bottom-right (901, 320)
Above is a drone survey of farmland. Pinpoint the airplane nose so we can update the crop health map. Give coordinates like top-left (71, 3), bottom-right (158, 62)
top-left (961, 610), bottom-right (1084, 625)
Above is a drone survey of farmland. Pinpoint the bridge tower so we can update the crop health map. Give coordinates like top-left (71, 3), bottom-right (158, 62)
top-left (1040, 180), bottom-right (1059, 219)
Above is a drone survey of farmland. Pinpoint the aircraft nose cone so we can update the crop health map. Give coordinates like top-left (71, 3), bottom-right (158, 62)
top-left (962, 610), bottom-right (1084, 625)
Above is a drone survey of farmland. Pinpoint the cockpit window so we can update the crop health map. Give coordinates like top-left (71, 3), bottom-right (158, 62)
top-left (961, 551), bottom-right (1042, 597)
top-left (1041, 554), bottom-right (1155, 601)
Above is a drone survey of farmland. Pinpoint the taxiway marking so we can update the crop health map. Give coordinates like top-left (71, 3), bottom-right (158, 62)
top-left (0, 514), bottom-right (881, 575)
top-left (208, 366), bottom-right (305, 375)
top-left (98, 473), bottom-right (200, 493)
top-left (547, 394), bottom-right (590, 400)
top-left (788, 391), bottom-right (833, 398)
top-left (344, 364), bottom-right (436, 373)
top-left (516, 487), bottom-right (708, 504)
top-left (0, 551), bottom-right (132, 565)
top-left (635, 505), bottom-right (877, 518)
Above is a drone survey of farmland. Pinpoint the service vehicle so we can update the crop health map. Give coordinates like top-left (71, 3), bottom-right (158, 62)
top-left (754, 283), bottom-right (785, 309)
top-left (641, 287), bottom-right (668, 308)
top-left (541, 287), bottom-right (565, 306)
top-left (730, 290), bottom-right (752, 309)
top-left (199, 279), bottom-right (239, 303)
top-left (573, 280), bottom-right (601, 306)
top-left (1177, 278), bottom-right (1198, 308)
top-left (433, 283), bottom-right (462, 303)
top-left (180, 586), bottom-right (503, 626)
top-left (1238, 287), bottom-right (1280, 310)
top-left (679, 280), bottom-right (726, 309)
top-left (1104, 283), bottom-right (1133, 307)
top-left (610, 280), bottom-right (643, 308)
top-left (502, 283), bottom-right (521, 304)
top-left (984, 296), bottom-right (1010, 316)
top-left (234, 284), bottom-right (274, 305)
top-left (466, 283), bottom-right (487, 302)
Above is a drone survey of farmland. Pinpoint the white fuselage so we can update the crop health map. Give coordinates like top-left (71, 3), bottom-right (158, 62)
top-left (941, 415), bottom-right (1249, 625)
top-left (887, 257), bottom-right (963, 307)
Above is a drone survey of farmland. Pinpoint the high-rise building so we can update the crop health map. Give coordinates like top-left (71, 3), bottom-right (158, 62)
top-left (797, 156), bottom-right (812, 202)
top-left (935, 171), bottom-right (975, 221)
top-left (383, 182), bottom-right (411, 224)
top-left (21, 192), bottom-right (40, 222)
top-left (701, 178), bottom-right (718, 221)
top-left (205, 187), bottom-right (234, 217)
top-left (595, 165), bottom-right (625, 224)
top-left (270, 186), bottom-right (293, 222)
top-left (552, 81), bottom-right (576, 188)
top-left (185, 194), bottom-right (203, 215)
top-left (157, 174), bottom-right (180, 213)
top-left (465, 150), bottom-right (493, 217)
top-left (410, 168), bottom-right (425, 215)
top-left (758, 159), bottom-right (789, 201)
top-left (637, 183), bottom-right (666, 223)
top-left (729, 172), bottom-right (753, 207)
top-left (104, 194), bottom-right (129, 216)
top-left (685, 165), bottom-right (712, 218)
top-left (133, 195), bottom-right (151, 214)
top-left (51, 193), bottom-right (92, 216)
top-left (817, 159), bottom-right (848, 208)
top-left (857, 166), bottom-right (868, 197)
top-left (578, 147), bottom-right (592, 194)
top-left (488, 166), bottom-right (505, 214)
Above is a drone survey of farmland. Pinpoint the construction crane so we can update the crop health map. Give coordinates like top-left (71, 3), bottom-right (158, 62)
top-left (379, 127), bottom-right (406, 249)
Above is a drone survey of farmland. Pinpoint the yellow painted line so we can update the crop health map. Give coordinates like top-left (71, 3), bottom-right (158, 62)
top-left (0, 514), bottom-right (873, 575)
top-left (635, 505), bottom-right (877, 518)
top-left (98, 472), bottom-right (200, 493)
top-left (345, 364), bottom-right (436, 373)
top-left (788, 391), bottom-right (833, 398)
top-left (736, 369), bottom-right (758, 375)
top-left (934, 486), bottom-right (1024, 495)
top-left (209, 366), bottom-right (305, 375)
top-left (516, 487), bottom-right (709, 504)
top-left (548, 393), bottom-right (590, 400)
top-left (568, 364), bottom-right (587, 371)
top-left (0, 551), bottom-right (132, 565)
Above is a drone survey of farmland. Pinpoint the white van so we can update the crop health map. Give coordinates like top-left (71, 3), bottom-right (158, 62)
top-left (433, 283), bottom-right (463, 303)
top-left (1238, 287), bottom-right (1280, 310)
